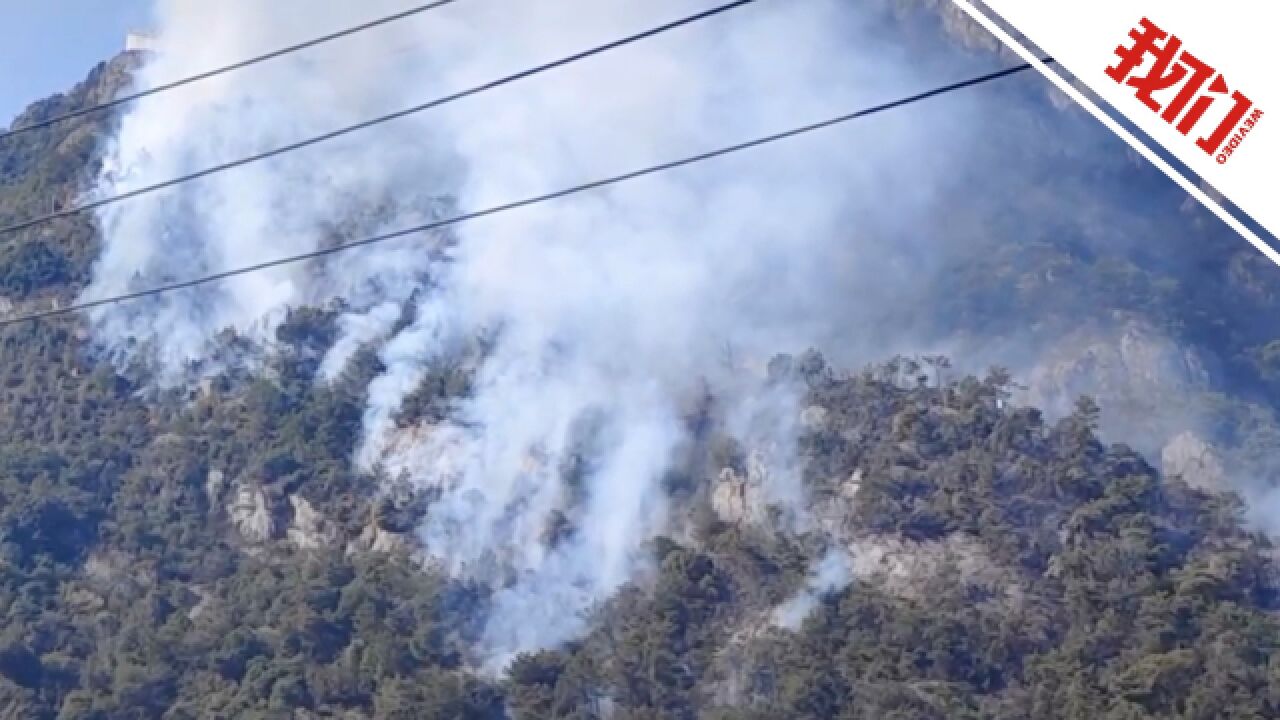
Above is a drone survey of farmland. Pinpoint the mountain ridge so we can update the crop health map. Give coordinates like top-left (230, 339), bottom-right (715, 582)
top-left (0, 11), bottom-right (1277, 719)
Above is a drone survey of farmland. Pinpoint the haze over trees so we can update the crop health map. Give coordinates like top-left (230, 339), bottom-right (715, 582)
top-left (0, 3), bottom-right (1278, 719)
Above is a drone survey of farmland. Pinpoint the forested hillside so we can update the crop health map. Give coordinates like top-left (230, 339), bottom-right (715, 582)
top-left (0, 6), bottom-right (1279, 720)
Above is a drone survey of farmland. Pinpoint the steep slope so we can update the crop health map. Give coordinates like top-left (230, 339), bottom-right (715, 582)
top-left (0, 9), bottom-right (1277, 720)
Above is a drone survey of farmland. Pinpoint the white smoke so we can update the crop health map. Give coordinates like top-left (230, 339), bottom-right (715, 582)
top-left (83, 0), bottom-right (455, 377)
top-left (83, 0), bottom-right (995, 663)
top-left (771, 548), bottom-right (851, 629)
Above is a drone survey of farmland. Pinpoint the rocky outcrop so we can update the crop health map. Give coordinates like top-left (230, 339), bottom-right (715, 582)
top-left (1226, 251), bottom-right (1278, 304)
top-left (845, 533), bottom-right (1020, 605)
top-left (212, 470), bottom-right (341, 551)
top-left (346, 522), bottom-right (409, 557)
top-left (84, 549), bottom-right (155, 591)
top-left (207, 467), bottom-right (403, 557)
top-left (1024, 322), bottom-right (1209, 412)
top-left (205, 469), bottom-right (227, 506)
top-left (62, 587), bottom-right (106, 614)
top-left (226, 483), bottom-right (275, 545)
top-left (287, 495), bottom-right (337, 549)
top-left (1020, 320), bottom-right (1212, 457)
top-left (187, 585), bottom-right (214, 621)
top-left (711, 452), bottom-right (770, 525)
top-left (799, 404), bottom-right (830, 431)
top-left (1161, 431), bottom-right (1228, 493)
top-left (841, 468), bottom-right (863, 502)
top-left (812, 469), bottom-right (864, 541)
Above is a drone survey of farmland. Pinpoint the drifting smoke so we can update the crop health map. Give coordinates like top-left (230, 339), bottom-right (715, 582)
top-left (771, 548), bottom-right (851, 629)
top-left (83, 0), bottom-right (1002, 663)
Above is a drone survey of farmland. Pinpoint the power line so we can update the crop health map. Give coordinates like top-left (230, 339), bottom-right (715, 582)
top-left (0, 58), bottom-right (1052, 330)
top-left (0, 0), bottom-right (760, 240)
top-left (0, 0), bottom-right (462, 143)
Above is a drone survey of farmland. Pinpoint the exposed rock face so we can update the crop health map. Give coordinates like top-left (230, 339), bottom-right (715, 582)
top-left (346, 523), bottom-right (409, 557)
top-left (208, 470), bottom-right (388, 555)
top-left (1226, 251), bottom-right (1279, 304)
top-left (77, 550), bottom-right (155, 617)
top-left (799, 404), bottom-right (829, 431)
top-left (1020, 320), bottom-right (1212, 456)
top-left (711, 452), bottom-right (770, 525)
top-left (1025, 322), bottom-right (1209, 412)
top-left (63, 587), bottom-right (106, 614)
top-left (846, 533), bottom-right (1018, 605)
top-left (841, 468), bottom-right (863, 501)
top-left (84, 549), bottom-right (155, 591)
top-left (1162, 431), bottom-right (1228, 493)
top-left (813, 469), bottom-right (864, 540)
top-left (287, 495), bottom-right (336, 549)
top-left (187, 585), bottom-right (213, 621)
top-left (369, 423), bottom-right (437, 473)
top-left (217, 477), bottom-right (345, 550)
top-left (227, 483), bottom-right (275, 545)
top-left (204, 469), bottom-right (227, 505)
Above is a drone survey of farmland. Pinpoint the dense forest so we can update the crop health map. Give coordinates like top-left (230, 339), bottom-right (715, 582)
top-left (1, 4), bottom-right (1280, 720)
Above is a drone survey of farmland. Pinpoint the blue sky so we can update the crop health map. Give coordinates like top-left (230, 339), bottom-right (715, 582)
top-left (1, 0), bottom-right (153, 125)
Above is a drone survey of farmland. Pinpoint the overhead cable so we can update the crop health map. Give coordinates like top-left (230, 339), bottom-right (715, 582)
top-left (0, 0), bottom-right (760, 239)
top-left (0, 58), bottom-right (1052, 330)
top-left (0, 0), bottom-right (462, 143)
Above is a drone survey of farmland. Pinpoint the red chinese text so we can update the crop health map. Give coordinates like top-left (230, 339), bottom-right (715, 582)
top-left (1106, 18), bottom-right (1261, 163)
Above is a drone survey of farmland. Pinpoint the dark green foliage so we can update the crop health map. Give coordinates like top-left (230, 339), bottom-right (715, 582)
top-left (1, 21), bottom-right (1279, 720)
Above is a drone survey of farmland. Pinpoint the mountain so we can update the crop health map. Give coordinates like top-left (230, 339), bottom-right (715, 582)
top-left (0, 5), bottom-right (1278, 720)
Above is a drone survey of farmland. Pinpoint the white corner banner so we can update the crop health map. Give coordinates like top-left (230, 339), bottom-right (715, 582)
top-left (952, 1), bottom-right (1280, 266)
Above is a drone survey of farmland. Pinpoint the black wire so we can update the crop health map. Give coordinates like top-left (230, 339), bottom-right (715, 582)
top-left (0, 58), bottom-right (1053, 330)
top-left (0, 0), bottom-right (760, 239)
top-left (0, 0), bottom-right (461, 143)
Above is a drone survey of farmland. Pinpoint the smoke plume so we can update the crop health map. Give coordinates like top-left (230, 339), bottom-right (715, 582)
top-left (82, 0), bottom-right (1018, 663)
top-left (771, 548), bottom-right (851, 629)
